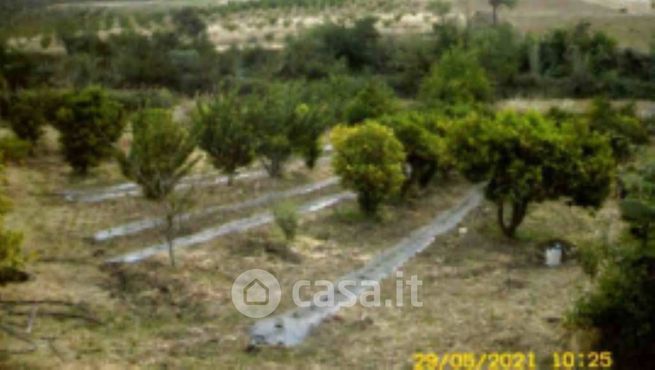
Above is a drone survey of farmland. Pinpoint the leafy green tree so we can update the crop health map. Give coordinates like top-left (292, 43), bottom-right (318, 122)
top-left (489, 0), bottom-right (517, 25)
top-left (7, 90), bottom-right (47, 145)
top-left (345, 80), bottom-right (399, 124)
top-left (470, 24), bottom-right (524, 91)
top-left (586, 97), bottom-right (648, 162)
top-left (419, 48), bottom-right (493, 108)
top-left (118, 109), bottom-right (198, 266)
top-left (6, 89), bottom-right (62, 146)
top-left (55, 86), bottom-right (126, 175)
top-left (248, 83), bottom-right (317, 177)
top-left (451, 111), bottom-right (614, 237)
top-left (378, 111), bottom-right (454, 194)
top-left (194, 90), bottom-right (256, 185)
top-left (249, 85), bottom-right (295, 177)
top-left (331, 122), bottom-right (406, 216)
top-left (289, 102), bottom-right (330, 169)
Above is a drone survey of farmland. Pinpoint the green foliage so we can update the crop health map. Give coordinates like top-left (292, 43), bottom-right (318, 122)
top-left (108, 89), bottom-right (175, 112)
top-left (290, 102), bottom-right (331, 169)
top-left (273, 201), bottom-right (299, 242)
top-left (619, 161), bottom-right (655, 246)
top-left (469, 24), bottom-right (524, 92)
top-left (344, 80), bottom-right (399, 124)
top-left (119, 109), bottom-right (198, 201)
top-left (279, 17), bottom-right (385, 79)
top-left (331, 122), bottom-right (406, 216)
top-left (247, 84), bottom-right (299, 177)
top-left (0, 136), bottom-right (31, 163)
top-left (450, 111), bottom-right (615, 237)
top-left (6, 89), bottom-right (62, 145)
top-left (55, 86), bottom-right (126, 175)
top-left (586, 97), bottom-right (648, 161)
top-left (419, 48), bottom-right (493, 108)
top-left (0, 164), bottom-right (25, 284)
top-left (428, 0), bottom-right (452, 16)
top-left (247, 83), bottom-right (329, 176)
top-left (7, 90), bottom-right (47, 144)
top-left (378, 111), bottom-right (454, 193)
top-left (194, 90), bottom-right (256, 183)
top-left (569, 239), bottom-right (655, 368)
top-left (172, 7), bottom-right (206, 39)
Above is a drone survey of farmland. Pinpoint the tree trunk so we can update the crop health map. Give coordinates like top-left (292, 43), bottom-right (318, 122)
top-left (165, 211), bottom-right (176, 267)
top-left (497, 200), bottom-right (528, 238)
top-left (492, 5), bottom-right (498, 25)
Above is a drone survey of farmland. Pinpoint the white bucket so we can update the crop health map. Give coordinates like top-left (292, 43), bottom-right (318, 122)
top-left (545, 244), bottom-right (563, 267)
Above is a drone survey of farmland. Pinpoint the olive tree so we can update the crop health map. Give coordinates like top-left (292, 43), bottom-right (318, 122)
top-left (451, 111), bottom-right (615, 238)
top-left (331, 122), bottom-right (406, 216)
top-left (55, 86), bottom-right (126, 175)
top-left (118, 109), bottom-right (198, 266)
top-left (194, 90), bottom-right (256, 185)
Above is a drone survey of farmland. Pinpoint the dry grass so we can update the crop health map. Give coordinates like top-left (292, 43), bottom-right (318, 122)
top-left (0, 129), bottom-right (628, 369)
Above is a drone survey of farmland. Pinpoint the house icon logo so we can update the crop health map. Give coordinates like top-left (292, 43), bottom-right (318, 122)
top-left (232, 269), bottom-right (281, 318)
top-left (244, 279), bottom-right (269, 305)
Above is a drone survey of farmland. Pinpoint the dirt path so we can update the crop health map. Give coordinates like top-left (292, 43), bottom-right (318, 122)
top-left (105, 191), bottom-right (355, 264)
top-left (249, 185), bottom-right (483, 347)
top-left (92, 177), bottom-right (339, 242)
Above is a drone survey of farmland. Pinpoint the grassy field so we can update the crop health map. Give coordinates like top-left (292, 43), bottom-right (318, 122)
top-left (0, 118), bottom-right (642, 368)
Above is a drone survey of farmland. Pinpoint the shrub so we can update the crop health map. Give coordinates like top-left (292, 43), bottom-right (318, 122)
top-left (273, 201), bottom-right (299, 241)
top-left (331, 122), bottom-right (406, 216)
top-left (0, 136), bottom-right (31, 163)
top-left (55, 86), bottom-right (126, 175)
top-left (569, 160), bottom-right (655, 368)
top-left (194, 90), bottom-right (256, 184)
top-left (450, 111), bottom-right (615, 237)
top-left (378, 111), bottom-right (454, 193)
top-left (0, 164), bottom-right (25, 284)
top-left (344, 80), bottom-right (399, 124)
top-left (6, 89), bottom-right (63, 145)
top-left (419, 48), bottom-right (493, 107)
top-left (586, 97), bottom-right (648, 162)
top-left (7, 91), bottom-right (47, 144)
